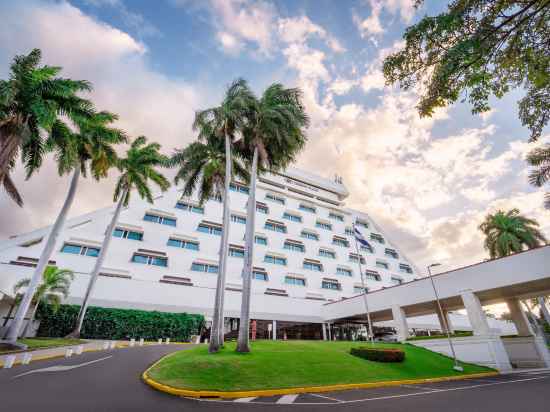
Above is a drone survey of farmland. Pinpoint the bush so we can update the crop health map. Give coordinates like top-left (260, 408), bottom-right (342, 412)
top-left (350, 347), bottom-right (405, 363)
top-left (36, 304), bottom-right (204, 341)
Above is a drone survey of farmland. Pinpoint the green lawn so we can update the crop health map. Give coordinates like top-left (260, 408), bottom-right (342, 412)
top-left (147, 340), bottom-right (492, 391)
top-left (0, 338), bottom-right (85, 354)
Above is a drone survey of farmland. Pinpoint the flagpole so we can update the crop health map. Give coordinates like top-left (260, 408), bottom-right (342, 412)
top-left (353, 224), bottom-right (374, 344)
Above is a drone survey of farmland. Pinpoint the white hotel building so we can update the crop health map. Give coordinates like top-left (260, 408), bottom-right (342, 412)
top-left (1, 168), bottom-right (510, 339)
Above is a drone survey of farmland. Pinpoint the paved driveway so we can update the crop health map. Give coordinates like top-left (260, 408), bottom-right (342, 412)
top-left (1, 344), bottom-right (549, 412)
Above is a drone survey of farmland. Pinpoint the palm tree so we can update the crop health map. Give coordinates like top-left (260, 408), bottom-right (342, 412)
top-left (528, 296), bottom-right (550, 326)
top-left (526, 144), bottom-right (550, 209)
top-left (3, 112), bottom-right (126, 346)
top-left (236, 84), bottom-right (309, 353)
top-left (478, 208), bottom-right (547, 259)
top-left (67, 136), bottom-right (170, 338)
top-left (0, 48), bottom-right (93, 206)
top-left (10, 266), bottom-right (74, 338)
top-left (190, 79), bottom-right (254, 353)
top-left (169, 133), bottom-right (249, 352)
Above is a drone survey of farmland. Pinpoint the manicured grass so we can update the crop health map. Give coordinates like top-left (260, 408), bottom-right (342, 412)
top-left (147, 340), bottom-right (492, 391)
top-left (0, 338), bottom-right (85, 354)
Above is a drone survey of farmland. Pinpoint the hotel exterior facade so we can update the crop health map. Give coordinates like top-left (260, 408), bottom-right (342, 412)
top-left (0, 168), bottom-right (421, 339)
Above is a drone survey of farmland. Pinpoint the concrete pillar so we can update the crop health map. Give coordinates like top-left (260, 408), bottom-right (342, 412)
top-left (322, 323), bottom-right (327, 341)
top-left (391, 305), bottom-right (409, 342)
top-left (272, 320), bottom-right (277, 341)
top-left (437, 308), bottom-right (454, 334)
top-left (538, 297), bottom-right (550, 326)
top-left (506, 298), bottom-right (534, 336)
top-left (327, 323), bottom-right (332, 341)
top-left (461, 290), bottom-right (491, 336)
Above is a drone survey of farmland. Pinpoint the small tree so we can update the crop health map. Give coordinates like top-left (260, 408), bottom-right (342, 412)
top-left (526, 144), bottom-right (550, 209)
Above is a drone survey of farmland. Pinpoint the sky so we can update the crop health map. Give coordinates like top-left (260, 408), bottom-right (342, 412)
top-left (0, 0), bottom-right (549, 277)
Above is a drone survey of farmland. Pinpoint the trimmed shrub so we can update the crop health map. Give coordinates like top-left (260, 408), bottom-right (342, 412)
top-left (36, 304), bottom-right (204, 341)
top-left (350, 347), bottom-right (405, 363)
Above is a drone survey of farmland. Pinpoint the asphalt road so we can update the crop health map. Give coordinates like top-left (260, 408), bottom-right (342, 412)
top-left (1, 344), bottom-right (549, 412)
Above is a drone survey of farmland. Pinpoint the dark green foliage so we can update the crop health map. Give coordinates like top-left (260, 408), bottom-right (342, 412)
top-left (526, 144), bottom-right (550, 209)
top-left (350, 347), bottom-right (405, 363)
top-left (383, 1), bottom-right (550, 142)
top-left (36, 304), bottom-right (204, 341)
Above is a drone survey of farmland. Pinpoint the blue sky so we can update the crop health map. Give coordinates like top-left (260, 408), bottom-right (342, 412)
top-left (0, 0), bottom-right (548, 273)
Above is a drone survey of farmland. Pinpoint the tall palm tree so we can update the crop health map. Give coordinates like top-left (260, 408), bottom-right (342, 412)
top-left (169, 133), bottom-right (249, 352)
top-left (67, 136), bottom-right (170, 338)
top-left (9, 266), bottom-right (74, 338)
top-left (3, 112), bottom-right (126, 346)
top-left (191, 78), bottom-right (254, 353)
top-left (526, 144), bottom-right (550, 209)
top-left (236, 84), bottom-right (309, 353)
top-left (478, 208), bottom-right (547, 259)
top-left (0, 48), bottom-right (93, 206)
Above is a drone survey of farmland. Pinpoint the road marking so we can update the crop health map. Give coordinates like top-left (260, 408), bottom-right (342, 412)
top-left (400, 384), bottom-right (442, 391)
top-left (309, 393), bottom-right (344, 402)
top-left (185, 375), bottom-right (549, 406)
top-left (234, 397), bottom-right (257, 402)
top-left (277, 394), bottom-right (299, 404)
top-left (12, 355), bottom-right (113, 379)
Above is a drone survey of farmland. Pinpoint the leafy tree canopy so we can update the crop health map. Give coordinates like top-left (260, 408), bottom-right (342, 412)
top-left (383, 0), bottom-right (549, 141)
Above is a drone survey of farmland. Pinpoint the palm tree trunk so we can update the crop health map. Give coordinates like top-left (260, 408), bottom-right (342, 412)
top-left (236, 146), bottom-right (258, 353)
top-left (67, 189), bottom-right (127, 338)
top-left (209, 134), bottom-right (232, 353)
top-left (20, 303), bottom-right (39, 338)
top-left (3, 167), bottom-right (81, 344)
top-left (538, 296), bottom-right (550, 326)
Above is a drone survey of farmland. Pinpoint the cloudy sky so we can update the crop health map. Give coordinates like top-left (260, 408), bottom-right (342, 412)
top-left (1, 0), bottom-right (548, 276)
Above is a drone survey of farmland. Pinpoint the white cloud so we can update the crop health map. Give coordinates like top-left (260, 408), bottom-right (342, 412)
top-left (278, 15), bottom-right (345, 53)
top-left (353, 0), bottom-right (416, 41)
top-left (328, 78), bottom-right (358, 95)
top-left (0, 0), bottom-right (206, 239)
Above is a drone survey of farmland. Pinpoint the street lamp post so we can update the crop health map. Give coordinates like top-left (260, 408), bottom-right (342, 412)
top-left (427, 263), bottom-right (463, 372)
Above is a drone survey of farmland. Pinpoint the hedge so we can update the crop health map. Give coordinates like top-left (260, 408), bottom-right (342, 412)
top-left (350, 347), bottom-right (405, 363)
top-left (36, 304), bottom-right (204, 341)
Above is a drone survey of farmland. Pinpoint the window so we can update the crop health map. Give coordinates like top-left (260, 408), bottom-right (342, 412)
top-left (284, 240), bottom-right (305, 253)
top-left (299, 203), bottom-right (316, 213)
top-left (365, 270), bottom-right (381, 281)
top-left (355, 220), bottom-right (369, 229)
top-left (349, 253), bottom-right (365, 264)
top-left (376, 260), bottom-right (389, 270)
top-left (231, 214), bottom-right (246, 224)
top-left (303, 259), bottom-right (323, 272)
top-left (230, 182), bottom-right (249, 194)
top-left (385, 248), bottom-right (399, 259)
top-left (265, 220), bottom-right (287, 233)
top-left (337, 267), bottom-right (353, 277)
top-left (131, 252), bottom-right (167, 267)
top-left (316, 220), bottom-right (332, 231)
top-left (361, 244), bottom-right (374, 253)
top-left (264, 254), bottom-right (287, 265)
top-left (113, 228), bottom-right (143, 241)
top-left (256, 202), bottom-right (269, 214)
top-left (255, 235), bottom-right (268, 245)
top-left (354, 286), bottom-right (368, 294)
top-left (399, 263), bottom-right (413, 274)
top-left (329, 212), bottom-right (344, 222)
top-left (197, 222), bottom-right (222, 235)
top-left (319, 248), bottom-right (336, 259)
top-left (191, 262), bottom-right (218, 273)
top-left (229, 245), bottom-right (245, 258)
top-left (167, 238), bottom-right (199, 251)
top-left (301, 230), bottom-right (319, 241)
top-left (175, 201), bottom-right (204, 214)
top-left (283, 212), bottom-right (302, 223)
top-left (333, 236), bottom-right (349, 247)
top-left (61, 243), bottom-right (100, 257)
top-left (285, 276), bottom-right (306, 286)
top-left (143, 213), bottom-right (176, 227)
top-left (370, 233), bottom-right (385, 244)
top-left (345, 227), bottom-right (354, 236)
top-left (391, 275), bottom-right (404, 285)
top-left (252, 268), bottom-right (268, 281)
top-left (265, 193), bottom-right (285, 205)
top-left (322, 279), bottom-right (341, 290)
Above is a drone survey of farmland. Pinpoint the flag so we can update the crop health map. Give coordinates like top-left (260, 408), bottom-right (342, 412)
top-left (354, 226), bottom-right (373, 249)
